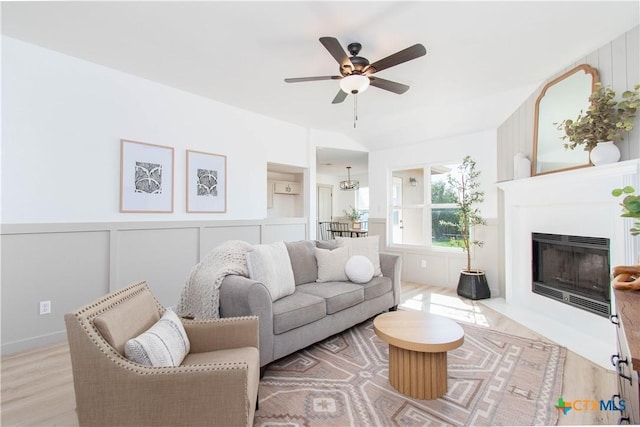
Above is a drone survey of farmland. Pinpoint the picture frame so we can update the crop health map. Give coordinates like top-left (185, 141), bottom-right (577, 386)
top-left (120, 139), bottom-right (174, 213)
top-left (186, 149), bottom-right (227, 213)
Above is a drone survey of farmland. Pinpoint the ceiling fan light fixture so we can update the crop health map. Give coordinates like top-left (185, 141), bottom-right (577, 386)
top-left (339, 74), bottom-right (370, 94)
top-left (339, 166), bottom-right (360, 191)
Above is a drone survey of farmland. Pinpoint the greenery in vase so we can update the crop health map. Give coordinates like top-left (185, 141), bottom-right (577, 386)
top-left (343, 205), bottom-right (362, 222)
top-left (439, 155), bottom-right (486, 272)
top-left (556, 83), bottom-right (640, 152)
top-left (612, 186), bottom-right (640, 236)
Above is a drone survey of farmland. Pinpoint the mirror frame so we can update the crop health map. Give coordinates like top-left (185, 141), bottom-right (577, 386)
top-left (531, 64), bottom-right (600, 176)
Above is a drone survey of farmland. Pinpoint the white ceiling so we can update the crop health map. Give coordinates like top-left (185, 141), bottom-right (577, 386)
top-left (2, 1), bottom-right (639, 168)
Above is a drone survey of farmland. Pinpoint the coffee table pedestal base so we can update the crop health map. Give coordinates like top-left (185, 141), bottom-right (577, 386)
top-left (388, 344), bottom-right (448, 399)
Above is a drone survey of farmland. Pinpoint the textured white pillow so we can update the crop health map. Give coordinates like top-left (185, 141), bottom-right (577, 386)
top-left (124, 309), bottom-right (190, 367)
top-left (345, 255), bottom-right (374, 283)
top-left (336, 235), bottom-right (382, 276)
top-left (316, 246), bottom-right (349, 282)
top-left (247, 242), bottom-right (296, 301)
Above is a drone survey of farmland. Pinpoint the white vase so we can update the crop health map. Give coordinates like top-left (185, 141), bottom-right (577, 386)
top-left (590, 141), bottom-right (620, 165)
top-left (513, 153), bottom-right (531, 179)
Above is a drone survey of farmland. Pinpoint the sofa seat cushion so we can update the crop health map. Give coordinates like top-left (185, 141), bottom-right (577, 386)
top-left (296, 282), bottom-right (364, 314)
top-left (272, 292), bottom-right (326, 334)
top-left (358, 276), bottom-right (393, 301)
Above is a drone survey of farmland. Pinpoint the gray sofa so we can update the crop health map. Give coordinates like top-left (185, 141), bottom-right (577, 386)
top-left (219, 239), bottom-right (402, 367)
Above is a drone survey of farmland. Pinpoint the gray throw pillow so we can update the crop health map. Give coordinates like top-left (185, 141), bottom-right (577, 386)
top-left (285, 240), bottom-right (318, 285)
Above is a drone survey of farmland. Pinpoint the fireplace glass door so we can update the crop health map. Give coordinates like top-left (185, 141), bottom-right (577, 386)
top-left (532, 233), bottom-right (610, 317)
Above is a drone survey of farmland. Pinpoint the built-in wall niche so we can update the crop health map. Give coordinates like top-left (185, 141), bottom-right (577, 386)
top-left (267, 163), bottom-right (304, 218)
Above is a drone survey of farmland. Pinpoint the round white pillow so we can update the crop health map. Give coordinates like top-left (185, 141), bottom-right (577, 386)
top-left (344, 255), bottom-right (374, 284)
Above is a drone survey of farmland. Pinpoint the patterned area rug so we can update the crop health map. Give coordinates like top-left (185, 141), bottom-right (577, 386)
top-left (255, 317), bottom-right (566, 426)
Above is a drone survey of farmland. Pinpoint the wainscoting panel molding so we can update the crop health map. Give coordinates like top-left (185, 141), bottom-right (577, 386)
top-left (1, 231), bottom-right (111, 353)
top-left (116, 228), bottom-right (200, 306)
top-left (1, 218), bottom-right (307, 355)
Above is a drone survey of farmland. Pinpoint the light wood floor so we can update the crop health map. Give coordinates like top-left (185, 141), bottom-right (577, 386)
top-left (1, 282), bottom-right (618, 426)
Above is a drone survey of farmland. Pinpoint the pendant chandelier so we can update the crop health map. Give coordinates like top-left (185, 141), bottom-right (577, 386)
top-left (339, 166), bottom-right (359, 191)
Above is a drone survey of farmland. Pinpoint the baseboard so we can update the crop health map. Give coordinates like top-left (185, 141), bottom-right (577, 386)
top-left (1, 330), bottom-right (67, 356)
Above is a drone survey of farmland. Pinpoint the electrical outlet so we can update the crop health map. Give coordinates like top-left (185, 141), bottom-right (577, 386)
top-left (421, 260), bottom-right (427, 268)
top-left (39, 300), bottom-right (51, 315)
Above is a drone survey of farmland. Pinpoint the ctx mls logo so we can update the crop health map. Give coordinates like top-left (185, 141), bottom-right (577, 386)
top-left (555, 397), bottom-right (626, 415)
top-left (555, 397), bottom-right (572, 415)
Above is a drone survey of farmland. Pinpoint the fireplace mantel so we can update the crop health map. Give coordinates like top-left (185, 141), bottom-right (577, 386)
top-left (497, 159), bottom-right (640, 194)
top-left (486, 159), bottom-right (640, 369)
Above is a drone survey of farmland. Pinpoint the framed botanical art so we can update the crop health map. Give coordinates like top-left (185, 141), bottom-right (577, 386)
top-left (120, 139), bottom-right (174, 213)
top-left (186, 149), bottom-right (227, 213)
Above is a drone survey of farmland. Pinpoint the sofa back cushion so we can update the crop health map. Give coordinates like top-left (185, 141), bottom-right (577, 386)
top-left (285, 240), bottom-right (318, 285)
top-left (93, 290), bottom-right (161, 355)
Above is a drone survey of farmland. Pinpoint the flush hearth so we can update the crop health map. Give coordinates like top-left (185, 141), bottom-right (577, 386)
top-left (532, 232), bottom-right (610, 317)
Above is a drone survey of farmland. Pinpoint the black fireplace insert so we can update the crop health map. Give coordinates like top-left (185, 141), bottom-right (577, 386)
top-left (531, 232), bottom-right (610, 317)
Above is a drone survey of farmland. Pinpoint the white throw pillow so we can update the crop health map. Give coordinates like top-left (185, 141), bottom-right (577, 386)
top-left (247, 242), bottom-right (296, 301)
top-left (345, 255), bottom-right (374, 284)
top-left (336, 236), bottom-right (382, 276)
top-left (124, 308), bottom-right (190, 367)
top-left (316, 246), bottom-right (349, 282)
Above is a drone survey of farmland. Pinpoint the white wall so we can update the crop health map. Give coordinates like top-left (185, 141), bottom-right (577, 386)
top-left (370, 130), bottom-right (498, 220)
top-left (316, 172), bottom-right (368, 220)
top-left (368, 129), bottom-right (499, 293)
top-left (1, 36), bottom-right (310, 224)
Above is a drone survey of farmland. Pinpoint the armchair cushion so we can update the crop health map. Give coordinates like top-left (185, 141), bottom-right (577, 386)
top-left (93, 289), bottom-right (161, 355)
top-left (124, 309), bottom-right (190, 367)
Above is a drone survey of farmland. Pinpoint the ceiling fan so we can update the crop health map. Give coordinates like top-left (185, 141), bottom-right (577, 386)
top-left (284, 37), bottom-right (427, 104)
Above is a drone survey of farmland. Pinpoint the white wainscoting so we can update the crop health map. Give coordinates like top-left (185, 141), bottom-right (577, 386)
top-left (1, 218), bottom-right (307, 355)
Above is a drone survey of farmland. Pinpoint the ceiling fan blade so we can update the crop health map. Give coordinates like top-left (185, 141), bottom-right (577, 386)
top-left (332, 90), bottom-right (348, 104)
top-left (319, 37), bottom-right (354, 70)
top-left (364, 44), bottom-right (426, 75)
top-left (368, 77), bottom-right (410, 94)
top-left (284, 76), bottom-right (341, 83)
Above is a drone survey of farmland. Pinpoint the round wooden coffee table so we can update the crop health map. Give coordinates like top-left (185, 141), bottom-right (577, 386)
top-left (373, 311), bottom-right (464, 399)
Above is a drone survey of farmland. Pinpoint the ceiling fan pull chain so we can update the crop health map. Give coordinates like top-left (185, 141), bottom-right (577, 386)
top-left (353, 93), bottom-right (358, 128)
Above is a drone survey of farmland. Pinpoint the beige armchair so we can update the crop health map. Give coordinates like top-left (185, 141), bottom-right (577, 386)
top-left (64, 281), bottom-right (259, 427)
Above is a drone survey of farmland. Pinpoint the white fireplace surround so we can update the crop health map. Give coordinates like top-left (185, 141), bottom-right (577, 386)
top-left (488, 159), bottom-right (640, 370)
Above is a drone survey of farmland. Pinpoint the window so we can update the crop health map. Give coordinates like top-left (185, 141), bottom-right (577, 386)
top-left (430, 164), bottom-right (461, 248)
top-left (390, 163), bottom-right (461, 249)
top-left (356, 187), bottom-right (369, 222)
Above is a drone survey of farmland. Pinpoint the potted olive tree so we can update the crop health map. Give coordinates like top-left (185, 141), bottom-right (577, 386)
top-left (440, 155), bottom-right (490, 300)
top-left (556, 83), bottom-right (640, 165)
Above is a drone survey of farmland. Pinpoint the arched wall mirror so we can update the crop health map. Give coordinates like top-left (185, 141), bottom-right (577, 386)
top-left (532, 64), bottom-right (599, 175)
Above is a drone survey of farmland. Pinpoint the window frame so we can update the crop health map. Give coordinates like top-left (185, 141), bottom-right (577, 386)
top-left (388, 162), bottom-right (463, 252)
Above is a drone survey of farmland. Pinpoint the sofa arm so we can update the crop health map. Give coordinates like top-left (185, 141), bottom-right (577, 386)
top-left (219, 275), bottom-right (274, 366)
top-left (380, 252), bottom-right (402, 307)
top-left (182, 316), bottom-right (259, 354)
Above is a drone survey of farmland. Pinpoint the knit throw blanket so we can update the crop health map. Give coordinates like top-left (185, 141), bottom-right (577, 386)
top-left (176, 240), bottom-right (254, 319)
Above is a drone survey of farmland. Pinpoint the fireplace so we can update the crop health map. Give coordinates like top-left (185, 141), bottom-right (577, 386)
top-left (531, 232), bottom-right (610, 317)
